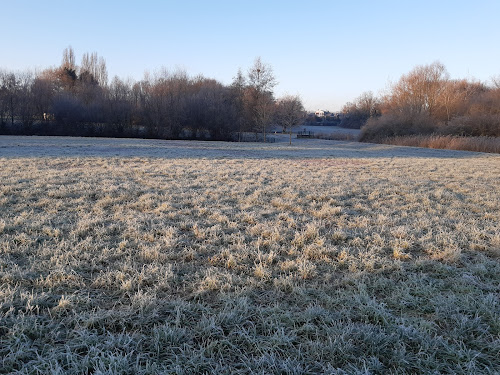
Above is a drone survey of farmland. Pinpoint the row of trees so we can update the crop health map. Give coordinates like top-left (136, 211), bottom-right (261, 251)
top-left (340, 62), bottom-right (500, 141)
top-left (0, 47), bottom-right (305, 141)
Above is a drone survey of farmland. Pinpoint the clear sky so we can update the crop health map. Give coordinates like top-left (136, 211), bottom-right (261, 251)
top-left (2, 0), bottom-right (499, 111)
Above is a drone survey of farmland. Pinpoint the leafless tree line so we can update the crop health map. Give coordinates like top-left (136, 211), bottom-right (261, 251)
top-left (0, 48), bottom-right (304, 140)
top-left (340, 62), bottom-right (500, 141)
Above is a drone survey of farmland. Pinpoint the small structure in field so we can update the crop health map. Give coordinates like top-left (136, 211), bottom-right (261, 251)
top-left (297, 129), bottom-right (314, 138)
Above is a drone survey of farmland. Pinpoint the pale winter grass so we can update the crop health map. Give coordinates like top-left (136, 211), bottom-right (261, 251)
top-left (380, 135), bottom-right (500, 154)
top-left (0, 136), bottom-right (499, 374)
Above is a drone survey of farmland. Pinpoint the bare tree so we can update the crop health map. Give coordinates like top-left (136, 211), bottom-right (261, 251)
top-left (2, 72), bottom-right (19, 126)
top-left (32, 75), bottom-right (54, 122)
top-left (341, 91), bottom-right (380, 128)
top-left (81, 52), bottom-right (108, 86)
top-left (387, 61), bottom-right (448, 119)
top-left (61, 46), bottom-right (76, 71)
top-left (275, 95), bottom-right (305, 145)
top-left (106, 76), bottom-right (134, 135)
top-left (184, 79), bottom-right (237, 140)
top-left (492, 75), bottom-right (500, 89)
top-left (247, 57), bottom-right (276, 142)
top-left (435, 79), bottom-right (484, 123)
top-left (140, 68), bottom-right (189, 138)
top-left (231, 68), bottom-right (247, 141)
top-left (0, 70), bottom-right (10, 128)
top-left (16, 71), bottom-right (36, 131)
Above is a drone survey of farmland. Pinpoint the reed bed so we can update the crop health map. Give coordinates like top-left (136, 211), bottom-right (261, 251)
top-left (380, 135), bottom-right (500, 154)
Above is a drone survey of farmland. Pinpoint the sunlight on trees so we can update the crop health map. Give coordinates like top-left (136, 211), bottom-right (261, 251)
top-left (358, 61), bottom-right (500, 142)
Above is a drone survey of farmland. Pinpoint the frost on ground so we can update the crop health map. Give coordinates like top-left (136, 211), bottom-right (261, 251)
top-left (0, 136), bottom-right (499, 374)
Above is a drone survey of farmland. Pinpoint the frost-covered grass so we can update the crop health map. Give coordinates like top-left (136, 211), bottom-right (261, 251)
top-left (0, 136), bottom-right (499, 374)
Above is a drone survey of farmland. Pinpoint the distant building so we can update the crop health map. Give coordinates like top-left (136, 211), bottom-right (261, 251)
top-left (315, 110), bottom-right (326, 118)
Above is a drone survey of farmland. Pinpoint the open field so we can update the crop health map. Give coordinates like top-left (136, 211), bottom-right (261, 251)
top-left (0, 136), bottom-right (499, 374)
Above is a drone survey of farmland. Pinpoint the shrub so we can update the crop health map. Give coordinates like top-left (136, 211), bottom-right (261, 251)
top-left (440, 113), bottom-right (500, 137)
top-left (360, 113), bottom-right (437, 142)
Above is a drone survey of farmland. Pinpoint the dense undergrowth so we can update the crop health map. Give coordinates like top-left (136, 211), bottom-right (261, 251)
top-left (373, 135), bottom-right (500, 154)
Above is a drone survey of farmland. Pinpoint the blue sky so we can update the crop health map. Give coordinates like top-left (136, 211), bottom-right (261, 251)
top-left (2, 0), bottom-right (499, 111)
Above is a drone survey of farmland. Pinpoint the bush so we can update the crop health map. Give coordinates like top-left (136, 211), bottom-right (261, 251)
top-left (360, 113), bottom-right (437, 142)
top-left (440, 113), bottom-right (500, 137)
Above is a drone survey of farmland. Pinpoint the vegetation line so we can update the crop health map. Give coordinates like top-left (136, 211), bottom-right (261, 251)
top-left (0, 48), bottom-right (304, 141)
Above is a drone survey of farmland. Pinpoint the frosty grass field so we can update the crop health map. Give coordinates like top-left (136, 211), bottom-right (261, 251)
top-left (0, 136), bottom-right (499, 374)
